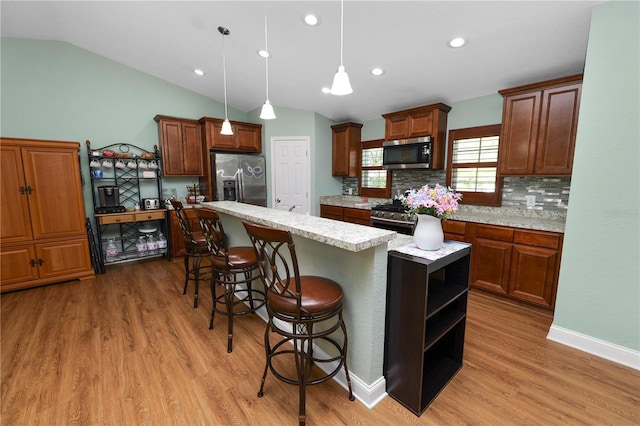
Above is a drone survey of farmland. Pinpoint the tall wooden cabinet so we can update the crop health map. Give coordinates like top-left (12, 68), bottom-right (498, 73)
top-left (499, 75), bottom-right (582, 176)
top-left (0, 137), bottom-right (94, 292)
top-left (154, 115), bottom-right (203, 176)
top-left (331, 122), bottom-right (362, 177)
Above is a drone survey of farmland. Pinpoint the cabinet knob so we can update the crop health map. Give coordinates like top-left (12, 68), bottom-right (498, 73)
top-left (116, 218), bottom-right (121, 222)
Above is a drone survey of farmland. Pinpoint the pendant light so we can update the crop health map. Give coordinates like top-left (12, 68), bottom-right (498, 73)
top-left (218, 26), bottom-right (233, 135)
top-left (330, 0), bottom-right (353, 96)
top-left (260, 1), bottom-right (276, 120)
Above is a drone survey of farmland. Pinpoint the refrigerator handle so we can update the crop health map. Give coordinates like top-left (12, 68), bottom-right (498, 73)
top-left (237, 168), bottom-right (244, 202)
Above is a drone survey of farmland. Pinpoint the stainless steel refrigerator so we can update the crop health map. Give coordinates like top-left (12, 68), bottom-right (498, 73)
top-left (210, 153), bottom-right (267, 207)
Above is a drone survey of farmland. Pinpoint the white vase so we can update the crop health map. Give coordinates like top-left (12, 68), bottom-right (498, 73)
top-left (413, 214), bottom-right (444, 250)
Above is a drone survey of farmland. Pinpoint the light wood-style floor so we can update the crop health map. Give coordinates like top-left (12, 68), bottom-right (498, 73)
top-left (2, 258), bottom-right (638, 425)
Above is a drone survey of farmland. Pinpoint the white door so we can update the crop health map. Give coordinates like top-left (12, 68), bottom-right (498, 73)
top-left (271, 136), bottom-right (310, 214)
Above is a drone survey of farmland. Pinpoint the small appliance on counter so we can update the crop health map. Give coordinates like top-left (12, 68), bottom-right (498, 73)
top-left (142, 198), bottom-right (161, 210)
top-left (95, 186), bottom-right (126, 214)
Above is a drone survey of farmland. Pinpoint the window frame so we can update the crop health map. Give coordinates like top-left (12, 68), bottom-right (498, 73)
top-left (446, 124), bottom-right (502, 206)
top-left (358, 139), bottom-right (391, 199)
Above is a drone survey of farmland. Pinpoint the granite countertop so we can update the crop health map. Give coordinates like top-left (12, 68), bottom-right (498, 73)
top-left (202, 201), bottom-right (397, 252)
top-left (319, 195), bottom-right (566, 233)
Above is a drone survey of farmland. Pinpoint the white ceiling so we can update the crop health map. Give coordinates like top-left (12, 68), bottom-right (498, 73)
top-left (1, 1), bottom-right (602, 123)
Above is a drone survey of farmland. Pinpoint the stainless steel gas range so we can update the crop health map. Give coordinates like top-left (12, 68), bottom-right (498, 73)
top-left (370, 202), bottom-right (416, 235)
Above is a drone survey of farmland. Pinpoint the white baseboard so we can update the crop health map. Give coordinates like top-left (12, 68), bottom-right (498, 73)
top-left (547, 325), bottom-right (640, 370)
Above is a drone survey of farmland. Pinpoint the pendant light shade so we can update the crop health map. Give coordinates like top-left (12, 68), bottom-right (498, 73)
top-left (330, 0), bottom-right (353, 96)
top-left (331, 65), bottom-right (353, 96)
top-left (218, 26), bottom-right (234, 135)
top-left (260, 100), bottom-right (276, 120)
top-left (220, 119), bottom-right (233, 135)
top-left (259, 1), bottom-right (276, 120)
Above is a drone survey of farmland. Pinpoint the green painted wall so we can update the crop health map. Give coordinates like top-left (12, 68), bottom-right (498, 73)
top-left (552, 1), bottom-right (640, 351)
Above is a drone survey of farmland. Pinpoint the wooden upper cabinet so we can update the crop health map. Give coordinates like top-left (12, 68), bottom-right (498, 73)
top-left (199, 117), bottom-right (262, 153)
top-left (499, 75), bottom-right (582, 176)
top-left (331, 122), bottom-right (362, 177)
top-left (155, 115), bottom-right (203, 176)
top-left (382, 103), bottom-right (451, 169)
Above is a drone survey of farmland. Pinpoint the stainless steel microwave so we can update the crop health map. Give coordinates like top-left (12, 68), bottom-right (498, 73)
top-left (382, 136), bottom-right (432, 169)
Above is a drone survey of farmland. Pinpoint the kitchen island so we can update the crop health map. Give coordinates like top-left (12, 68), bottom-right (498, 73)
top-left (200, 201), bottom-right (397, 407)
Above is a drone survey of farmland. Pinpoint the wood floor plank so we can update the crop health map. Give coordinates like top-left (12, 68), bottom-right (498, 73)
top-left (2, 258), bottom-right (638, 425)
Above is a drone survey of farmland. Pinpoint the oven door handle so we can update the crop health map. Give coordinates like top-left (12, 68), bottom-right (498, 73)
top-left (371, 217), bottom-right (415, 226)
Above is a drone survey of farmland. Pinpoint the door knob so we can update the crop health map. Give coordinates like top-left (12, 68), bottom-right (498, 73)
top-left (276, 198), bottom-right (281, 203)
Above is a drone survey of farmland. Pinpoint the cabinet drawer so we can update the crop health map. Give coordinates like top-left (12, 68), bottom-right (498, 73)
top-left (320, 205), bottom-right (344, 221)
top-left (442, 220), bottom-right (466, 236)
top-left (513, 229), bottom-right (561, 249)
top-left (343, 208), bottom-right (370, 221)
top-left (135, 211), bottom-right (165, 221)
top-left (99, 214), bottom-right (135, 225)
top-left (475, 224), bottom-right (514, 242)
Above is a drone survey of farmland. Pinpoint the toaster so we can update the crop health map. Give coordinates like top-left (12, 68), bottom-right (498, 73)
top-left (142, 198), bottom-right (161, 210)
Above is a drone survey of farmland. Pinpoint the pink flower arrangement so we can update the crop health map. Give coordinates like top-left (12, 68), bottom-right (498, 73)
top-left (402, 184), bottom-right (462, 220)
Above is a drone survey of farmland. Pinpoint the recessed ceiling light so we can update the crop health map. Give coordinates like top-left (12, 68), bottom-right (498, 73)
top-left (194, 68), bottom-right (205, 76)
top-left (304, 14), bottom-right (319, 26)
top-left (448, 37), bottom-right (467, 48)
top-left (321, 87), bottom-right (331, 94)
top-left (371, 67), bottom-right (385, 76)
top-left (257, 50), bottom-right (270, 58)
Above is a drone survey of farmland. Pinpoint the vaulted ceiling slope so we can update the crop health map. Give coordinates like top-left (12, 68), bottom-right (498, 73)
top-left (1, 1), bottom-right (603, 123)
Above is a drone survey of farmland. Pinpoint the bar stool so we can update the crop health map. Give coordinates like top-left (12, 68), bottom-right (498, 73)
top-left (170, 200), bottom-right (210, 308)
top-left (196, 209), bottom-right (265, 353)
top-left (242, 220), bottom-right (354, 426)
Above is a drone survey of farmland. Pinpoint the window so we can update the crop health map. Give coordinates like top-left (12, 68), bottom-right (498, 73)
top-left (446, 124), bottom-right (502, 206)
top-left (359, 139), bottom-right (390, 198)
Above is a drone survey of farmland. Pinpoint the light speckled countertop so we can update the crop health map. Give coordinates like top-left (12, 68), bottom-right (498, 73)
top-left (319, 195), bottom-right (566, 233)
top-left (202, 201), bottom-right (397, 252)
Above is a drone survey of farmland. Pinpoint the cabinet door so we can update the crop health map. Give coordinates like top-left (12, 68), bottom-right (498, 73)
top-left (471, 238), bottom-right (512, 294)
top-left (508, 244), bottom-right (559, 308)
top-left (320, 205), bottom-right (344, 221)
top-left (235, 124), bottom-right (262, 152)
top-left (332, 127), bottom-right (350, 176)
top-left (408, 109), bottom-right (434, 137)
top-left (160, 120), bottom-right (186, 175)
top-left (182, 122), bottom-right (203, 175)
top-left (0, 245), bottom-right (38, 286)
top-left (35, 239), bottom-right (93, 280)
top-left (385, 115), bottom-right (410, 140)
top-left (535, 83), bottom-right (581, 175)
top-left (207, 121), bottom-right (236, 151)
top-left (21, 147), bottom-right (86, 240)
top-left (499, 91), bottom-right (541, 175)
top-left (0, 145), bottom-right (33, 243)
top-left (442, 220), bottom-right (467, 242)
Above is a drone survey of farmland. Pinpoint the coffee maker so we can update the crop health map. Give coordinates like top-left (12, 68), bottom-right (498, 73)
top-left (96, 186), bottom-right (126, 213)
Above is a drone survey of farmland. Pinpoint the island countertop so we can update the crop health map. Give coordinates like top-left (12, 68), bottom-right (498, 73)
top-left (201, 201), bottom-right (397, 252)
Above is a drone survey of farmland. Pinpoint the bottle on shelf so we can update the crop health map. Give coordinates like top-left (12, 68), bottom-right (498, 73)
top-left (157, 232), bottom-right (167, 254)
top-left (146, 234), bottom-right (158, 255)
top-left (105, 238), bottom-right (119, 263)
top-left (136, 236), bottom-right (148, 257)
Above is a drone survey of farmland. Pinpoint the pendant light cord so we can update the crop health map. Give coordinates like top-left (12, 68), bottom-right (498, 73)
top-left (222, 31), bottom-right (229, 120)
top-left (340, 0), bottom-right (344, 67)
top-left (264, 0), bottom-right (269, 101)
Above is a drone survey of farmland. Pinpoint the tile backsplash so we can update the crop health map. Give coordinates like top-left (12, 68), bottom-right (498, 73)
top-left (342, 172), bottom-right (571, 211)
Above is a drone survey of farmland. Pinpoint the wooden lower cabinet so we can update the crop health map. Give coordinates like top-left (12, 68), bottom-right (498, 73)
top-left (468, 223), bottom-right (562, 310)
top-left (168, 208), bottom-right (201, 258)
top-left (320, 204), bottom-right (371, 226)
